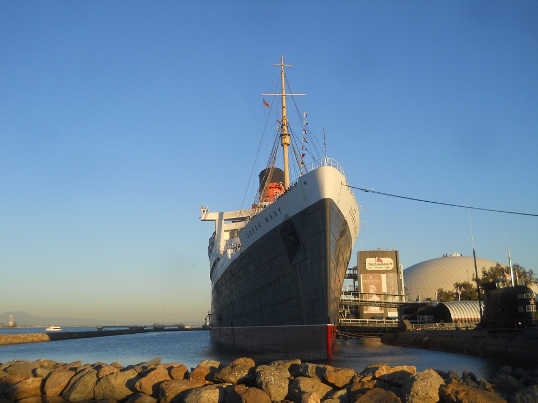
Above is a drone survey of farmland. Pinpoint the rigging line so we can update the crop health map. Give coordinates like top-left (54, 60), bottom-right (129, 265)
top-left (241, 90), bottom-right (278, 210)
top-left (288, 89), bottom-right (324, 158)
top-left (346, 185), bottom-right (538, 217)
top-left (286, 76), bottom-right (324, 159)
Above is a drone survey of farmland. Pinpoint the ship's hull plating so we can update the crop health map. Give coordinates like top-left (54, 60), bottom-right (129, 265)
top-left (211, 197), bottom-right (353, 358)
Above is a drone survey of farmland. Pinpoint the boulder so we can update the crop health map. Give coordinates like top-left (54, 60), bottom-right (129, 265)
top-left (166, 364), bottom-right (188, 379)
top-left (513, 368), bottom-right (534, 386)
top-left (510, 384), bottom-right (538, 403)
top-left (269, 358), bottom-right (301, 369)
top-left (255, 364), bottom-right (290, 401)
top-left (135, 365), bottom-right (171, 396)
top-left (480, 378), bottom-right (495, 392)
top-left (400, 368), bottom-right (444, 403)
top-left (288, 376), bottom-right (334, 402)
top-left (165, 363), bottom-right (189, 380)
top-left (132, 357), bottom-right (162, 372)
top-left (373, 365), bottom-right (416, 387)
top-left (159, 379), bottom-right (205, 403)
top-left (125, 392), bottom-right (158, 403)
top-left (190, 361), bottom-right (220, 384)
top-left (355, 387), bottom-right (402, 402)
top-left (495, 365), bottom-right (513, 377)
top-left (18, 397), bottom-right (70, 403)
top-left (193, 360), bottom-right (221, 371)
top-left (44, 369), bottom-right (76, 396)
top-left (463, 374), bottom-right (479, 388)
top-left (323, 366), bottom-right (356, 388)
top-left (324, 387), bottom-right (349, 402)
top-left (61, 367), bottom-right (98, 402)
top-left (446, 370), bottom-right (461, 383)
top-left (359, 363), bottom-right (391, 377)
top-left (94, 367), bottom-right (139, 400)
top-left (4, 376), bottom-right (43, 400)
top-left (293, 363), bottom-right (328, 380)
top-left (64, 361), bottom-right (83, 371)
top-left (214, 357), bottom-right (255, 385)
top-left (34, 366), bottom-right (54, 379)
top-left (492, 374), bottom-right (526, 395)
top-left (268, 359), bottom-right (302, 379)
top-left (439, 379), bottom-right (508, 403)
top-left (0, 373), bottom-right (27, 395)
top-left (462, 370), bottom-right (478, 383)
top-left (182, 384), bottom-right (229, 403)
top-left (348, 378), bottom-right (376, 400)
top-left (299, 391), bottom-right (321, 403)
top-left (97, 364), bottom-right (119, 378)
top-left (3, 361), bottom-right (40, 378)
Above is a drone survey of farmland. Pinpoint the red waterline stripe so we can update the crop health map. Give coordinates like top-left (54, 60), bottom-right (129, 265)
top-left (326, 324), bottom-right (335, 359)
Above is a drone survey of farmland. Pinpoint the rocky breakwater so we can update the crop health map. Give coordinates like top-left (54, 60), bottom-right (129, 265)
top-left (1, 357), bottom-right (538, 403)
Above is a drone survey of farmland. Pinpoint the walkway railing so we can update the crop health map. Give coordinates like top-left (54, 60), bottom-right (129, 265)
top-left (340, 291), bottom-right (406, 304)
top-left (339, 318), bottom-right (399, 326)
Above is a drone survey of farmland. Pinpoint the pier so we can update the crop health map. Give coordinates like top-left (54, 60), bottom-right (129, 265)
top-left (0, 325), bottom-right (208, 346)
top-left (337, 318), bottom-right (400, 338)
top-left (96, 324), bottom-right (206, 331)
top-left (338, 291), bottom-right (406, 337)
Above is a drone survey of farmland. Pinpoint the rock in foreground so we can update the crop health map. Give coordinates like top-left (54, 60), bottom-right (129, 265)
top-left (0, 357), bottom-right (536, 402)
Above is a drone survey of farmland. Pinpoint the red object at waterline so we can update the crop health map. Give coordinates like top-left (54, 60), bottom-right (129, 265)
top-left (326, 324), bottom-right (337, 358)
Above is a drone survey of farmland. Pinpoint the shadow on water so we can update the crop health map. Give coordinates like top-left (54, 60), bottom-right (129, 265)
top-left (330, 337), bottom-right (538, 380)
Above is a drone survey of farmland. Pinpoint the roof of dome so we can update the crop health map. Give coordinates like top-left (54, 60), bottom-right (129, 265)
top-left (403, 254), bottom-right (500, 301)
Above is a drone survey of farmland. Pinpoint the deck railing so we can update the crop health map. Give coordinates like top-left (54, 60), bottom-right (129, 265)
top-left (340, 291), bottom-right (406, 304)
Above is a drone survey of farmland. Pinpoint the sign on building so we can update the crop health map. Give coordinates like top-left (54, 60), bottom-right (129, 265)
top-left (358, 250), bottom-right (402, 318)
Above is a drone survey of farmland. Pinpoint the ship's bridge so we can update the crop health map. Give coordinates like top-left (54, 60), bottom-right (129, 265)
top-left (200, 206), bottom-right (252, 257)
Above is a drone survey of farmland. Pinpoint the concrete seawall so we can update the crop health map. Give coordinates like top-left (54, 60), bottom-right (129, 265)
top-left (381, 329), bottom-right (538, 361)
top-left (0, 329), bottom-right (148, 346)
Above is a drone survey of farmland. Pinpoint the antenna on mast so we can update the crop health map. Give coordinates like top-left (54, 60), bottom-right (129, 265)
top-left (507, 247), bottom-right (515, 287)
top-left (468, 210), bottom-right (483, 321)
top-left (323, 129), bottom-right (327, 158)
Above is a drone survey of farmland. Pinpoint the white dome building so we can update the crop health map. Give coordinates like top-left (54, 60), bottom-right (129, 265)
top-left (403, 253), bottom-right (500, 301)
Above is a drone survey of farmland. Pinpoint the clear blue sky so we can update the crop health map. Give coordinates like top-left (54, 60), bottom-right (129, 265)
top-left (1, 1), bottom-right (537, 324)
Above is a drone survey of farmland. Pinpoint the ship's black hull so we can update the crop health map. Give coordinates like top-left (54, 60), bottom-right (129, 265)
top-left (210, 198), bottom-right (353, 358)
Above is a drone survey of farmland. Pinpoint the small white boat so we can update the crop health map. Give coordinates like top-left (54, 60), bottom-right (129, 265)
top-left (45, 325), bottom-right (61, 331)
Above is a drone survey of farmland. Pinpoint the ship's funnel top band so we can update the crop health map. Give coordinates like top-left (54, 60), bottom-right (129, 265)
top-left (259, 168), bottom-right (285, 191)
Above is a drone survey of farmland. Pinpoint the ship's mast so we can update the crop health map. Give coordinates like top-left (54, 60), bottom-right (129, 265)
top-left (263, 55), bottom-right (305, 188)
top-left (279, 57), bottom-right (291, 189)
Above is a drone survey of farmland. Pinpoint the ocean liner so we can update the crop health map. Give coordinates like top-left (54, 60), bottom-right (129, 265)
top-left (200, 56), bottom-right (359, 359)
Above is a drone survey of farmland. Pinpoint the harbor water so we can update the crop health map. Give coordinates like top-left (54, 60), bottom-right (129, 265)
top-left (1, 328), bottom-right (537, 381)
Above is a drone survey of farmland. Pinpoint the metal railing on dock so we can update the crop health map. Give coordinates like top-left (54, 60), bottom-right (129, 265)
top-left (340, 291), bottom-right (406, 308)
top-left (337, 318), bottom-right (401, 338)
